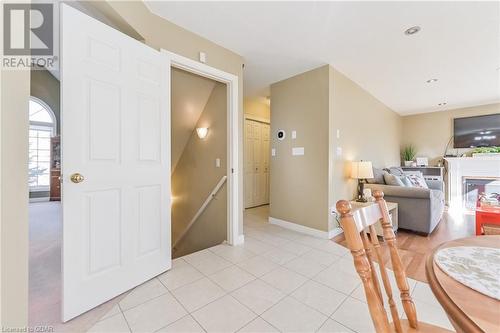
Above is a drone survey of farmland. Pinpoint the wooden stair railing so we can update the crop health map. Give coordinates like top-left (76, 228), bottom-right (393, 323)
top-left (172, 175), bottom-right (227, 252)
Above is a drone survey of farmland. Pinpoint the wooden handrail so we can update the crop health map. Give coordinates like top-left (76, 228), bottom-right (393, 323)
top-left (173, 175), bottom-right (227, 250)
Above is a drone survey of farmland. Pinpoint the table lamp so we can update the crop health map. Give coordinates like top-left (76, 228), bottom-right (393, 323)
top-left (351, 161), bottom-right (374, 202)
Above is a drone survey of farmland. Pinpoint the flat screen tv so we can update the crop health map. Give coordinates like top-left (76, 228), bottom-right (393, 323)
top-left (453, 114), bottom-right (500, 148)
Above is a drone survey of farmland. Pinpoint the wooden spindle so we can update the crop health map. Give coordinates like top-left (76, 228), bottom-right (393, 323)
top-left (368, 224), bottom-right (402, 333)
top-left (362, 230), bottom-right (383, 304)
top-left (373, 190), bottom-right (418, 329)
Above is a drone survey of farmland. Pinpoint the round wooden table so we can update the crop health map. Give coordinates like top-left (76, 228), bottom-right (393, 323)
top-left (426, 236), bottom-right (500, 333)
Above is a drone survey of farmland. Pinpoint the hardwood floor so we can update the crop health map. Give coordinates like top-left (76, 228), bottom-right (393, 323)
top-left (333, 208), bottom-right (475, 282)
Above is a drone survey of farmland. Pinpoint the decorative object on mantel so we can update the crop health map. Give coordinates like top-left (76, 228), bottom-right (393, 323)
top-left (434, 246), bottom-right (500, 300)
top-left (350, 160), bottom-right (373, 202)
top-left (416, 157), bottom-right (428, 166)
top-left (472, 146), bottom-right (500, 157)
top-left (401, 145), bottom-right (417, 167)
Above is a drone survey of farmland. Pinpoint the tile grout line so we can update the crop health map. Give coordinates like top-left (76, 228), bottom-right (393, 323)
top-left (117, 281), bottom-right (170, 315)
top-left (163, 219), bottom-right (383, 332)
top-left (243, 220), bottom-right (363, 332)
top-left (172, 237), bottom-right (337, 332)
top-left (157, 276), bottom-right (208, 333)
top-left (117, 303), bottom-right (133, 333)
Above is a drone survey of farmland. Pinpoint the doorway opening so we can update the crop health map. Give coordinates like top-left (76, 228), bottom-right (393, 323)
top-left (28, 93), bottom-right (63, 327)
top-left (244, 117), bottom-right (270, 208)
top-left (171, 68), bottom-right (228, 257)
top-left (163, 49), bottom-right (242, 250)
top-left (243, 97), bottom-right (271, 210)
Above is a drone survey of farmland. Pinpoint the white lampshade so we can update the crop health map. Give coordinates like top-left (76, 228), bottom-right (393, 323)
top-left (196, 127), bottom-right (209, 139)
top-left (351, 161), bottom-right (374, 179)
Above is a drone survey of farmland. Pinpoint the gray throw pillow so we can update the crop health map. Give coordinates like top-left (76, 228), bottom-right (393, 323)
top-left (407, 174), bottom-right (429, 188)
top-left (388, 167), bottom-right (405, 177)
top-left (401, 176), bottom-right (413, 187)
top-left (366, 167), bottom-right (385, 184)
top-left (384, 173), bottom-right (405, 186)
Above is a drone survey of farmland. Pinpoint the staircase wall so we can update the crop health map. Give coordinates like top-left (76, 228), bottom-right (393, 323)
top-left (171, 82), bottom-right (228, 257)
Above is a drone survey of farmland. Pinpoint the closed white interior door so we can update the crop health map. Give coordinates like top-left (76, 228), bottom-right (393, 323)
top-left (252, 122), bottom-right (262, 205)
top-left (261, 123), bottom-right (270, 204)
top-left (61, 4), bottom-right (171, 321)
top-left (244, 121), bottom-right (254, 207)
top-left (244, 119), bottom-right (270, 208)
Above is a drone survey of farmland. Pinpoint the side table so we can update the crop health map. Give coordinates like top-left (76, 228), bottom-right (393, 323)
top-left (349, 201), bottom-right (398, 237)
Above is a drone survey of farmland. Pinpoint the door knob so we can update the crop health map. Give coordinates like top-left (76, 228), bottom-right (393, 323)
top-left (70, 173), bottom-right (85, 183)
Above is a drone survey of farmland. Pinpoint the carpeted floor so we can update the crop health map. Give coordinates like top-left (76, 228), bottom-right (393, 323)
top-left (29, 201), bottom-right (62, 327)
top-left (29, 201), bottom-right (122, 332)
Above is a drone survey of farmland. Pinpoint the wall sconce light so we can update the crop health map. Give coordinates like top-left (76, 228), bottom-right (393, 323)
top-left (196, 127), bottom-right (209, 139)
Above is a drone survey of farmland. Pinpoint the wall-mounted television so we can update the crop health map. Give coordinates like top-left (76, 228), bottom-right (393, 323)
top-left (453, 114), bottom-right (500, 148)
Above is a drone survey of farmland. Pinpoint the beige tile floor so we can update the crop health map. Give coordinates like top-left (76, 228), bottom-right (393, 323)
top-left (87, 205), bottom-right (454, 332)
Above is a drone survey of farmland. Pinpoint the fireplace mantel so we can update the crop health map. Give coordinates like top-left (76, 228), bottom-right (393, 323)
top-left (444, 156), bottom-right (500, 210)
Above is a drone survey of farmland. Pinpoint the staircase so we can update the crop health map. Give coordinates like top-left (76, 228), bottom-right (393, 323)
top-left (172, 176), bottom-right (227, 257)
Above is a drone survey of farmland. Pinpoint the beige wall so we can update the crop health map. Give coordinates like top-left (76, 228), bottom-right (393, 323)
top-left (270, 65), bottom-right (402, 233)
top-left (402, 103), bottom-right (500, 165)
top-left (329, 68), bottom-right (402, 227)
top-left (1, 69), bottom-right (30, 327)
top-left (172, 83), bottom-right (227, 257)
top-left (244, 97), bottom-right (270, 121)
top-left (270, 66), bottom-right (330, 232)
top-left (171, 68), bottom-right (216, 171)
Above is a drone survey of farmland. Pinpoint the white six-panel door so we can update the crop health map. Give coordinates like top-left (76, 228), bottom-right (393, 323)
top-left (244, 119), bottom-right (270, 208)
top-left (261, 123), bottom-right (270, 204)
top-left (61, 4), bottom-right (171, 321)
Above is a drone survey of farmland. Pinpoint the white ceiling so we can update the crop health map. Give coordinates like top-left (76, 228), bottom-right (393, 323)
top-left (146, 1), bottom-right (500, 115)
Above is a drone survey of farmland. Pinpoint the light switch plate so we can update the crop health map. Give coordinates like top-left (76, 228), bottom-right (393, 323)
top-left (215, 158), bottom-right (221, 167)
top-left (336, 129), bottom-right (341, 139)
top-left (271, 148), bottom-right (276, 156)
top-left (199, 52), bottom-right (206, 63)
top-left (336, 147), bottom-right (342, 157)
top-left (291, 130), bottom-right (297, 139)
top-left (292, 147), bottom-right (305, 156)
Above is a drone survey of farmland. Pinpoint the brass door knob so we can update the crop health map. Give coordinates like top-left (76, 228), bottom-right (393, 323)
top-left (70, 173), bottom-right (85, 183)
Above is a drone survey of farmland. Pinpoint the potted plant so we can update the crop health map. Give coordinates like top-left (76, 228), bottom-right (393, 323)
top-left (472, 146), bottom-right (500, 157)
top-left (401, 145), bottom-right (417, 166)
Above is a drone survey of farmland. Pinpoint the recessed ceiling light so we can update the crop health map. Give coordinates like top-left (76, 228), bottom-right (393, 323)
top-left (438, 102), bottom-right (447, 106)
top-left (404, 26), bottom-right (421, 35)
top-left (426, 78), bottom-right (438, 83)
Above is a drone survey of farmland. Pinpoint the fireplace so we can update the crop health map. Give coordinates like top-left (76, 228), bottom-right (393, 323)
top-left (444, 157), bottom-right (500, 211)
top-left (463, 177), bottom-right (500, 210)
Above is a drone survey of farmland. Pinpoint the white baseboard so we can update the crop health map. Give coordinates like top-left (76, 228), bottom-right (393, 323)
top-left (29, 197), bottom-right (50, 203)
top-left (269, 217), bottom-right (340, 239)
top-left (234, 234), bottom-right (245, 245)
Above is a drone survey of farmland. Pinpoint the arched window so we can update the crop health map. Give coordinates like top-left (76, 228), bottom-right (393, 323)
top-left (29, 97), bottom-right (56, 190)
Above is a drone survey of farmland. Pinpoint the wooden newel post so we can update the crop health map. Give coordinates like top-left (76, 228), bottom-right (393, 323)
top-left (336, 200), bottom-right (391, 333)
top-left (373, 190), bottom-right (418, 329)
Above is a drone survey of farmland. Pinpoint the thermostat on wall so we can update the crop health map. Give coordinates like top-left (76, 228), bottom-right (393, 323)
top-left (277, 129), bottom-right (286, 141)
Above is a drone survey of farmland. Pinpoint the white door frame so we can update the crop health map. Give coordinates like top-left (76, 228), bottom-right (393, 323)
top-left (161, 49), bottom-right (242, 246)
